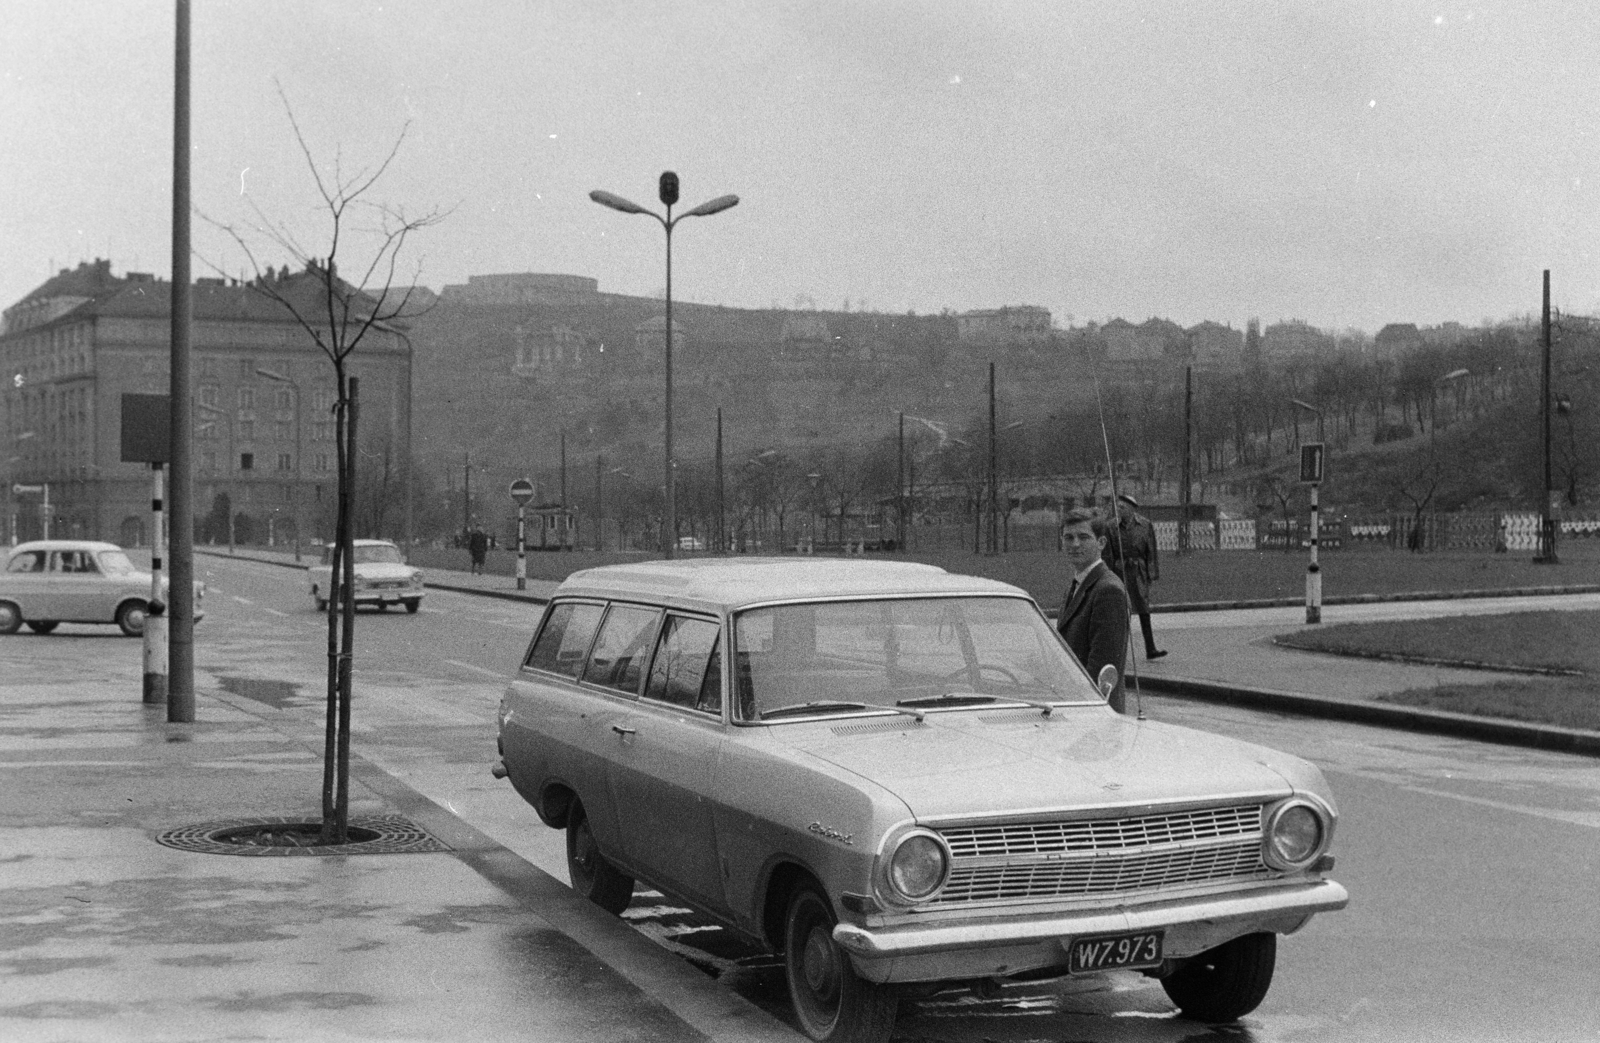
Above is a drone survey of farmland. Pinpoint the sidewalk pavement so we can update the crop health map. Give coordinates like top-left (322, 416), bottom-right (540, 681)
top-left (0, 627), bottom-right (800, 1042)
top-left (206, 546), bottom-right (1600, 757)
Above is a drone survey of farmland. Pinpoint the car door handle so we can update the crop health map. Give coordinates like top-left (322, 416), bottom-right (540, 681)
top-left (611, 725), bottom-right (636, 737)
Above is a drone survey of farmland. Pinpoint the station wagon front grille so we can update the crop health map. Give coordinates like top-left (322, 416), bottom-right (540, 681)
top-left (931, 805), bottom-right (1268, 905)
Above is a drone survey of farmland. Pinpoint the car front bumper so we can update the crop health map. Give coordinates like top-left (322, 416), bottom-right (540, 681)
top-left (832, 878), bottom-right (1349, 984)
top-left (350, 588), bottom-right (424, 605)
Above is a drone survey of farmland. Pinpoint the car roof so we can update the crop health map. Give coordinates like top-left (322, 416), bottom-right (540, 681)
top-left (8, 540), bottom-right (126, 555)
top-left (553, 557), bottom-right (1029, 613)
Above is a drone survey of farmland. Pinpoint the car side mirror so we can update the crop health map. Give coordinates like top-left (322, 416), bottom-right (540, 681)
top-left (1096, 665), bottom-right (1119, 700)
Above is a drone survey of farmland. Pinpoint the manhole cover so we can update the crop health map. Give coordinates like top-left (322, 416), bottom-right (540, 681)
top-left (156, 815), bottom-right (451, 856)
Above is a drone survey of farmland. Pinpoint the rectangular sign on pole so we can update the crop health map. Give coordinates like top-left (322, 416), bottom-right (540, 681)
top-left (121, 394), bottom-right (172, 464)
top-left (1299, 442), bottom-right (1325, 485)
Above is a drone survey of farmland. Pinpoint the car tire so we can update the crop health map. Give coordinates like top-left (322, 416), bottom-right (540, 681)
top-left (784, 883), bottom-right (898, 1043)
top-left (116, 600), bottom-right (148, 638)
top-left (565, 801), bottom-right (634, 915)
top-left (0, 601), bottom-right (21, 635)
top-left (1160, 932), bottom-right (1276, 1022)
top-left (26, 620), bottom-right (59, 634)
top-left (404, 599), bottom-right (420, 614)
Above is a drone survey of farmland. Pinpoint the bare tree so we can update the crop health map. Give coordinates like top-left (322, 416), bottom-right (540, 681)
top-left (203, 86), bottom-right (443, 842)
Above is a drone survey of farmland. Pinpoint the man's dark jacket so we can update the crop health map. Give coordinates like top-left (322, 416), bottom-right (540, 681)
top-left (1105, 512), bottom-right (1159, 614)
top-left (1056, 560), bottom-right (1130, 712)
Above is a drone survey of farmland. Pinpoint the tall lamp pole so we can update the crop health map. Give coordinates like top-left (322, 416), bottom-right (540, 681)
top-left (1536, 269), bottom-right (1559, 563)
top-left (590, 174), bottom-right (738, 558)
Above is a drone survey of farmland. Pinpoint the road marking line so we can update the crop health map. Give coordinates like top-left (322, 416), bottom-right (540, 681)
top-left (263, 607), bottom-right (289, 617)
top-left (232, 596), bottom-right (254, 605)
top-left (445, 659), bottom-right (504, 679)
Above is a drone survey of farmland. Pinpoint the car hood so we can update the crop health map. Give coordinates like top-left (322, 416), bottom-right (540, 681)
top-left (780, 709), bottom-right (1305, 820)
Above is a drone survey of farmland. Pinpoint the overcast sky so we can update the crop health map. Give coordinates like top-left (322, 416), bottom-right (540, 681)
top-left (4, 1), bottom-right (1598, 334)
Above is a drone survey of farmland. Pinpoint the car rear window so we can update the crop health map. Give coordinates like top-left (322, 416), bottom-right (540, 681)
top-left (525, 602), bottom-right (604, 678)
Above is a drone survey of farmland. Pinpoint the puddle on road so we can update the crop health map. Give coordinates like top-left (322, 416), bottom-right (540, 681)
top-left (217, 676), bottom-right (305, 710)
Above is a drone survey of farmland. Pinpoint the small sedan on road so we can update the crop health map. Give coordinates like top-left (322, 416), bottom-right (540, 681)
top-left (496, 559), bottom-right (1348, 1042)
top-left (0, 540), bottom-right (205, 636)
top-left (305, 538), bottom-right (425, 613)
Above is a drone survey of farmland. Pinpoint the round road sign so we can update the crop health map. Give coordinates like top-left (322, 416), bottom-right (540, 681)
top-left (509, 479), bottom-right (535, 506)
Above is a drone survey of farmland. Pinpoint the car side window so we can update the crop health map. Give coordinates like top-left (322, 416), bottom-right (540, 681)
top-left (643, 616), bottom-right (723, 716)
top-left (582, 604), bottom-right (661, 696)
top-left (7, 551), bottom-right (46, 573)
top-left (50, 551), bottom-right (96, 574)
top-left (525, 602), bottom-right (605, 678)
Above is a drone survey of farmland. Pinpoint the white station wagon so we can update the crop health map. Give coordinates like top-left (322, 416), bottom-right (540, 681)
top-left (0, 540), bottom-right (204, 636)
top-left (305, 538), bottom-right (424, 613)
top-left (496, 559), bottom-right (1347, 1042)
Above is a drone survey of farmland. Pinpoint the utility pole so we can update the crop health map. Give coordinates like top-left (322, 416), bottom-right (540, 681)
top-left (1180, 366), bottom-right (1192, 554)
top-left (1536, 269), bottom-right (1559, 563)
top-left (595, 454), bottom-right (604, 552)
top-left (715, 408), bottom-right (725, 554)
top-left (166, 0), bottom-right (195, 723)
top-left (987, 362), bottom-right (998, 555)
top-left (462, 450), bottom-right (471, 540)
top-left (897, 412), bottom-right (906, 552)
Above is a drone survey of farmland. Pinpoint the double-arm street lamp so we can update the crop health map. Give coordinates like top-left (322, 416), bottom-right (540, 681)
top-left (590, 173), bottom-right (738, 558)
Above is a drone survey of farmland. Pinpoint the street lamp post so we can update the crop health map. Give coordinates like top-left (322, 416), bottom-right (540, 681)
top-left (590, 174), bottom-right (738, 558)
top-left (256, 368), bottom-right (303, 561)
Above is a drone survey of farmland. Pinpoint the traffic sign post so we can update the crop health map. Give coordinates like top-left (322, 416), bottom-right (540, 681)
top-left (510, 479), bottom-right (535, 591)
top-left (1299, 443), bottom-right (1325, 624)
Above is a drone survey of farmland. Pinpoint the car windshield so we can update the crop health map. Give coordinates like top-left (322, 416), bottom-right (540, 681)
top-left (354, 545), bottom-right (404, 565)
top-left (96, 550), bottom-right (139, 576)
top-left (732, 596), bottom-right (1099, 722)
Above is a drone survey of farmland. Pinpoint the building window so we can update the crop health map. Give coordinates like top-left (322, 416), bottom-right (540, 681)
top-left (238, 420), bottom-right (254, 440)
top-left (312, 389), bottom-right (332, 412)
top-left (240, 452), bottom-right (254, 471)
top-left (277, 453), bottom-right (293, 472)
top-left (238, 387), bottom-right (255, 410)
top-left (312, 420), bottom-right (333, 442)
top-left (274, 421), bottom-right (291, 441)
top-left (276, 389), bottom-right (292, 410)
top-left (239, 357), bottom-right (256, 379)
top-left (199, 356), bottom-right (217, 378)
top-left (314, 453), bottom-right (330, 472)
top-left (196, 419), bottom-right (216, 440)
top-left (201, 450), bottom-right (216, 472)
top-left (282, 484), bottom-right (294, 503)
top-left (198, 385), bottom-right (218, 408)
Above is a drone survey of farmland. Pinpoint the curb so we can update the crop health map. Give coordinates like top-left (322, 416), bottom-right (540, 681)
top-left (1153, 583), bottom-right (1600, 614)
top-left (195, 550), bottom-right (551, 605)
top-left (1136, 675), bottom-right (1600, 758)
top-left (1267, 637), bottom-right (1587, 677)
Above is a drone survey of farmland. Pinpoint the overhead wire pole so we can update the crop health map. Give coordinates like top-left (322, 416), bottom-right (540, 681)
top-left (987, 362), bottom-right (998, 555)
top-left (1536, 269), bottom-right (1559, 563)
top-left (166, 0), bottom-right (195, 723)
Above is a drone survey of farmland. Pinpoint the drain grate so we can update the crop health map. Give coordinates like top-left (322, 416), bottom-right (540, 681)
top-left (156, 815), bottom-right (452, 857)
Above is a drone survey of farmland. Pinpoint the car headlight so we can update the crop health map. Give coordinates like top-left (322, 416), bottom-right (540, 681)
top-left (883, 829), bottom-right (950, 905)
top-left (410, 570), bottom-right (423, 585)
top-left (1263, 799), bottom-right (1328, 871)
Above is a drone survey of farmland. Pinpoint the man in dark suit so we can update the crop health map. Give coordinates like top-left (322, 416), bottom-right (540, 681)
top-left (1055, 508), bottom-right (1131, 712)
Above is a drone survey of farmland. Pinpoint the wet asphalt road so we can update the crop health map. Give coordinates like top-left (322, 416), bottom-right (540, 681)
top-left (148, 555), bottom-right (1600, 1042)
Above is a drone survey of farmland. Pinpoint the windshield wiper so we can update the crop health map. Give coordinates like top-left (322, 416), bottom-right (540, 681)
top-left (899, 691), bottom-right (1057, 717)
top-left (761, 700), bottom-right (925, 723)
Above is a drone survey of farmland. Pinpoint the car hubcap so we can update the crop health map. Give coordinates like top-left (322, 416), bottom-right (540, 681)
top-left (802, 925), bottom-right (838, 997)
top-left (0, 606), bottom-right (15, 628)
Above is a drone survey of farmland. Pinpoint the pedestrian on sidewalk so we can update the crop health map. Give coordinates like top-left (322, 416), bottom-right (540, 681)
top-left (468, 526), bottom-right (489, 575)
top-left (1106, 493), bottom-right (1167, 661)
top-left (1056, 508), bottom-right (1130, 713)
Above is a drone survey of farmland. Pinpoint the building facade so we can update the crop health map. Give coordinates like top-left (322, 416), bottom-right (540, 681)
top-left (1, 259), bottom-right (411, 547)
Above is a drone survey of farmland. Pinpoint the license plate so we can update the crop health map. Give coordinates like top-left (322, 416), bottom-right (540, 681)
top-left (1066, 930), bottom-right (1164, 973)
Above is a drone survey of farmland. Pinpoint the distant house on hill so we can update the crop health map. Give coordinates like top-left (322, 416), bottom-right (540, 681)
top-left (1186, 320), bottom-right (1243, 368)
top-left (1374, 322), bottom-right (1423, 357)
top-left (955, 305), bottom-right (1052, 344)
top-left (634, 314), bottom-right (687, 355)
top-left (439, 272), bottom-right (600, 306)
top-left (780, 312), bottom-right (831, 353)
top-left (1262, 319), bottom-right (1333, 361)
top-left (1104, 317), bottom-right (1185, 361)
top-left (512, 323), bottom-right (585, 376)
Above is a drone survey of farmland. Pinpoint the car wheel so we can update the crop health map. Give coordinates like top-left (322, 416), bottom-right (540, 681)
top-left (565, 801), bottom-right (634, 915)
top-left (784, 883), bottom-right (897, 1043)
top-left (26, 620), bottom-right (59, 634)
top-left (404, 599), bottom-right (420, 614)
top-left (376, 601), bottom-right (388, 612)
top-left (1161, 932), bottom-right (1276, 1022)
top-left (116, 600), bottom-right (148, 637)
top-left (0, 601), bottom-right (21, 635)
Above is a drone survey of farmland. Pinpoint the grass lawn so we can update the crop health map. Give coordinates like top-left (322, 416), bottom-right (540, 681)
top-left (1279, 609), bottom-right (1600, 730)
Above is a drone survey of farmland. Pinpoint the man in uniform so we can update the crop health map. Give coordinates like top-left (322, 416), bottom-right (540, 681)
top-left (1056, 508), bottom-right (1130, 712)
top-left (1105, 493), bottom-right (1167, 660)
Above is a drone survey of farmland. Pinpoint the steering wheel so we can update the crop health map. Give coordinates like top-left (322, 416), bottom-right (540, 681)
top-left (944, 663), bottom-right (1022, 687)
